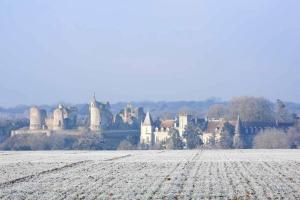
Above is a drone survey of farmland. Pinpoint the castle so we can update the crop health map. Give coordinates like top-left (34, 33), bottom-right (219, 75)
top-left (89, 94), bottom-right (113, 131)
top-left (113, 103), bottom-right (145, 129)
top-left (11, 104), bottom-right (79, 136)
top-left (11, 96), bottom-right (296, 149)
top-left (140, 112), bottom-right (193, 146)
top-left (12, 95), bottom-right (144, 138)
top-left (30, 104), bottom-right (78, 131)
top-left (140, 111), bottom-right (295, 148)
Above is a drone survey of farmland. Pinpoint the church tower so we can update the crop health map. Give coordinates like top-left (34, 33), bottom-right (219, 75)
top-left (233, 115), bottom-right (243, 148)
top-left (140, 112), bottom-right (154, 145)
top-left (90, 93), bottom-right (101, 132)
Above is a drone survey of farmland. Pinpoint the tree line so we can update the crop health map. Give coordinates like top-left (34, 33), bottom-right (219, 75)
top-left (0, 96), bottom-right (300, 150)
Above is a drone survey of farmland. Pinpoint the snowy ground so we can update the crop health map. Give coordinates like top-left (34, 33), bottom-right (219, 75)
top-left (0, 150), bottom-right (299, 200)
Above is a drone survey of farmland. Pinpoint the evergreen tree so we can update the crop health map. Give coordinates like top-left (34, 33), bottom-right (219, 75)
top-left (183, 124), bottom-right (203, 149)
top-left (166, 128), bottom-right (184, 150)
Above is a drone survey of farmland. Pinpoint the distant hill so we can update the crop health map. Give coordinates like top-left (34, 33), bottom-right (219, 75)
top-left (1, 99), bottom-right (300, 120)
top-left (0, 99), bottom-right (223, 119)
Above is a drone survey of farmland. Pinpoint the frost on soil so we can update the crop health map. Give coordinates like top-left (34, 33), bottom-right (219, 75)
top-left (0, 150), bottom-right (299, 200)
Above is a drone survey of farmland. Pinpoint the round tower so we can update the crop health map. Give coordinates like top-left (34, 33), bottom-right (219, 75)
top-left (90, 94), bottom-right (101, 131)
top-left (29, 106), bottom-right (42, 130)
top-left (53, 104), bottom-right (65, 130)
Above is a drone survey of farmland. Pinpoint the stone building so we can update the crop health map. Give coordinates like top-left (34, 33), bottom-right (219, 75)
top-left (12, 104), bottom-right (78, 137)
top-left (45, 104), bottom-right (78, 131)
top-left (202, 118), bottom-right (227, 144)
top-left (89, 94), bottom-right (113, 132)
top-left (140, 112), bottom-right (154, 145)
top-left (178, 112), bottom-right (193, 137)
top-left (90, 95), bottom-right (101, 131)
top-left (52, 104), bottom-right (66, 130)
top-left (154, 119), bottom-right (176, 143)
top-left (140, 112), bottom-right (194, 146)
top-left (29, 106), bottom-right (46, 130)
top-left (115, 103), bottom-right (145, 127)
top-left (201, 115), bottom-right (296, 147)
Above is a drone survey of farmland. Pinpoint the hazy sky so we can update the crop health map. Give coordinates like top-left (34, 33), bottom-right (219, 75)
top-left (0, 0), bottom-right (300, 107)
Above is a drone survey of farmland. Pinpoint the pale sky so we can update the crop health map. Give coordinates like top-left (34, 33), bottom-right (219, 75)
top-left (0, 0), bottom-right (299, 107)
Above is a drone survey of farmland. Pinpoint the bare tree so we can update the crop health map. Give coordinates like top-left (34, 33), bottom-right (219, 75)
top-left (276, 99), bottom-right (294, 123)
top-left (253, 129), bottom-right (289, 149)
top-left (286, 122), bottom-right (300, 148)
top-left (228, 96), bottom-right (275, 122)
top-left (206, 104), bottom-right (227, 119)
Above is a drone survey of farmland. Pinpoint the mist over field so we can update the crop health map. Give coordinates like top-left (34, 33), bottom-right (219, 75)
top-left (1, 1), bottom-right (300, 199)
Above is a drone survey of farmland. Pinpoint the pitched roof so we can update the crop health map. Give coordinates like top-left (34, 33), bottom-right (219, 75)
top-left (143, 112), bottom-right (153, 126)
top-left (205, 121), bottom-right (225, 133)
top-left (160, 119), bottom-right (175, 128)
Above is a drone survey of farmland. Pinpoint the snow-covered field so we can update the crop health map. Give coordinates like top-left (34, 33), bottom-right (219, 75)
top-left (0, 150), bottom-right (299, 200)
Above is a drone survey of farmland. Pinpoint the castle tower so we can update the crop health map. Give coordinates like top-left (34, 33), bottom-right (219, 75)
top-left (140, 112), bottom-right (154, 145)
top-left (53, 104), bottom-right (65, 130)
top-left (29, 106), bottom-right (46, 130)
top-left (90, 94), bottom-right (101, 132)
top-left (178, 112), bottom-right (192, 137)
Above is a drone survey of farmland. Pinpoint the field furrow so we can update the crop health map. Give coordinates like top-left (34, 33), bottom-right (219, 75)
top-left (0, 150), bottom-right (299, 200)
